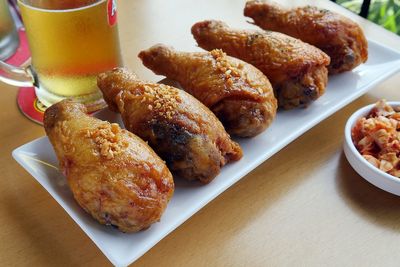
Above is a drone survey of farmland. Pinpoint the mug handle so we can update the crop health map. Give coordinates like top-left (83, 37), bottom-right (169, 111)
top-left (0, 60), bottom-right (35, 87)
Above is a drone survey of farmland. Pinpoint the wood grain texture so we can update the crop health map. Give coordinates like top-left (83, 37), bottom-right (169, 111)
top-left (1, 0), bottom-right (400, 266)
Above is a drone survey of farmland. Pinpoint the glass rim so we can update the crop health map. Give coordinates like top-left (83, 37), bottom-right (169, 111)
top-left (17, 0), bottom-right (107, 13)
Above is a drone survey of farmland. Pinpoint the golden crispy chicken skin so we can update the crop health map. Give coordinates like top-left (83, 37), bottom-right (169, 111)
top-left (43, 100), bottom-right (174, 233)
top-left (191, 20), bottom-right (330, 109)
top-left (97, 68), bottom-right (242, 183)
top-left (244, 0), bottom-right (368, 74)
top-left (138, 44), bottom-right (277, 137)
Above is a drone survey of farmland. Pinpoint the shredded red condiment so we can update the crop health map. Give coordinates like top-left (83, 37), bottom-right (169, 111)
top-left (352, 100), bottom-right (400, 177)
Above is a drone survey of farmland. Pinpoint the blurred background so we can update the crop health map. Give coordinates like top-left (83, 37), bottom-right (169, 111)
top-left (334, 0), bottom-right (400, 35)
top-left (5, 0), bottom-right (400, 36)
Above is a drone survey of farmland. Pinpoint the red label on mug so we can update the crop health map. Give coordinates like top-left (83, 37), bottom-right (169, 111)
top-left (107, 0), bottom-right (117, 26)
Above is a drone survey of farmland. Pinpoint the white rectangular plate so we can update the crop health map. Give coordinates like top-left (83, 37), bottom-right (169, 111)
top-left (13, 40), bottom-right (400, 266)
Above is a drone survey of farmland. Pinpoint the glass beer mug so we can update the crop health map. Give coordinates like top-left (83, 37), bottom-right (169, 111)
top-left (0, 0), bottom-right (122, 112)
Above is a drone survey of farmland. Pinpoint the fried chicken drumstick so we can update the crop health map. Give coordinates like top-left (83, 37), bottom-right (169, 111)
top-left (97, 68), bottom-right (242, 183)
top-left (191, 20), bottom-right (330, 109)
top-left (244, 0), bottom-right (368, 74)
top-left (44, 100), bottom-right (174, 233)
top-left (138, 44), bottom-right (277, 137)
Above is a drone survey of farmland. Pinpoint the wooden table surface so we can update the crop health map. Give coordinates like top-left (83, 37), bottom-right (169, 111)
top-left (1, 0), bottom-right (400, 266)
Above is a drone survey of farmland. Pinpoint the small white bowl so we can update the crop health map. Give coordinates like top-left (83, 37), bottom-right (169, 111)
top-left (344, 101), bottom-right (400, 196)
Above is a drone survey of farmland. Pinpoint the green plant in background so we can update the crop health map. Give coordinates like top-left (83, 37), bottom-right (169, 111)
top-left (337, 0), bottom-right (400, 35)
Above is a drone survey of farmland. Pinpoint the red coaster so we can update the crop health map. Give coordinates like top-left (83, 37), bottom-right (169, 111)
top-left (7, 28), bottom-right (45, 124)
top-left (17, 86), bottom-right (46, 124)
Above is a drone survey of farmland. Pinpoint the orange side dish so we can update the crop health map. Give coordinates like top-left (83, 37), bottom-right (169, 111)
top-left (352, 100), bottom-right (400, 177)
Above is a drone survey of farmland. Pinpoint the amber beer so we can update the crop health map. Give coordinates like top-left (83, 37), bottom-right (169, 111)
top-left (18, 0), bottom-right (122, 110)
